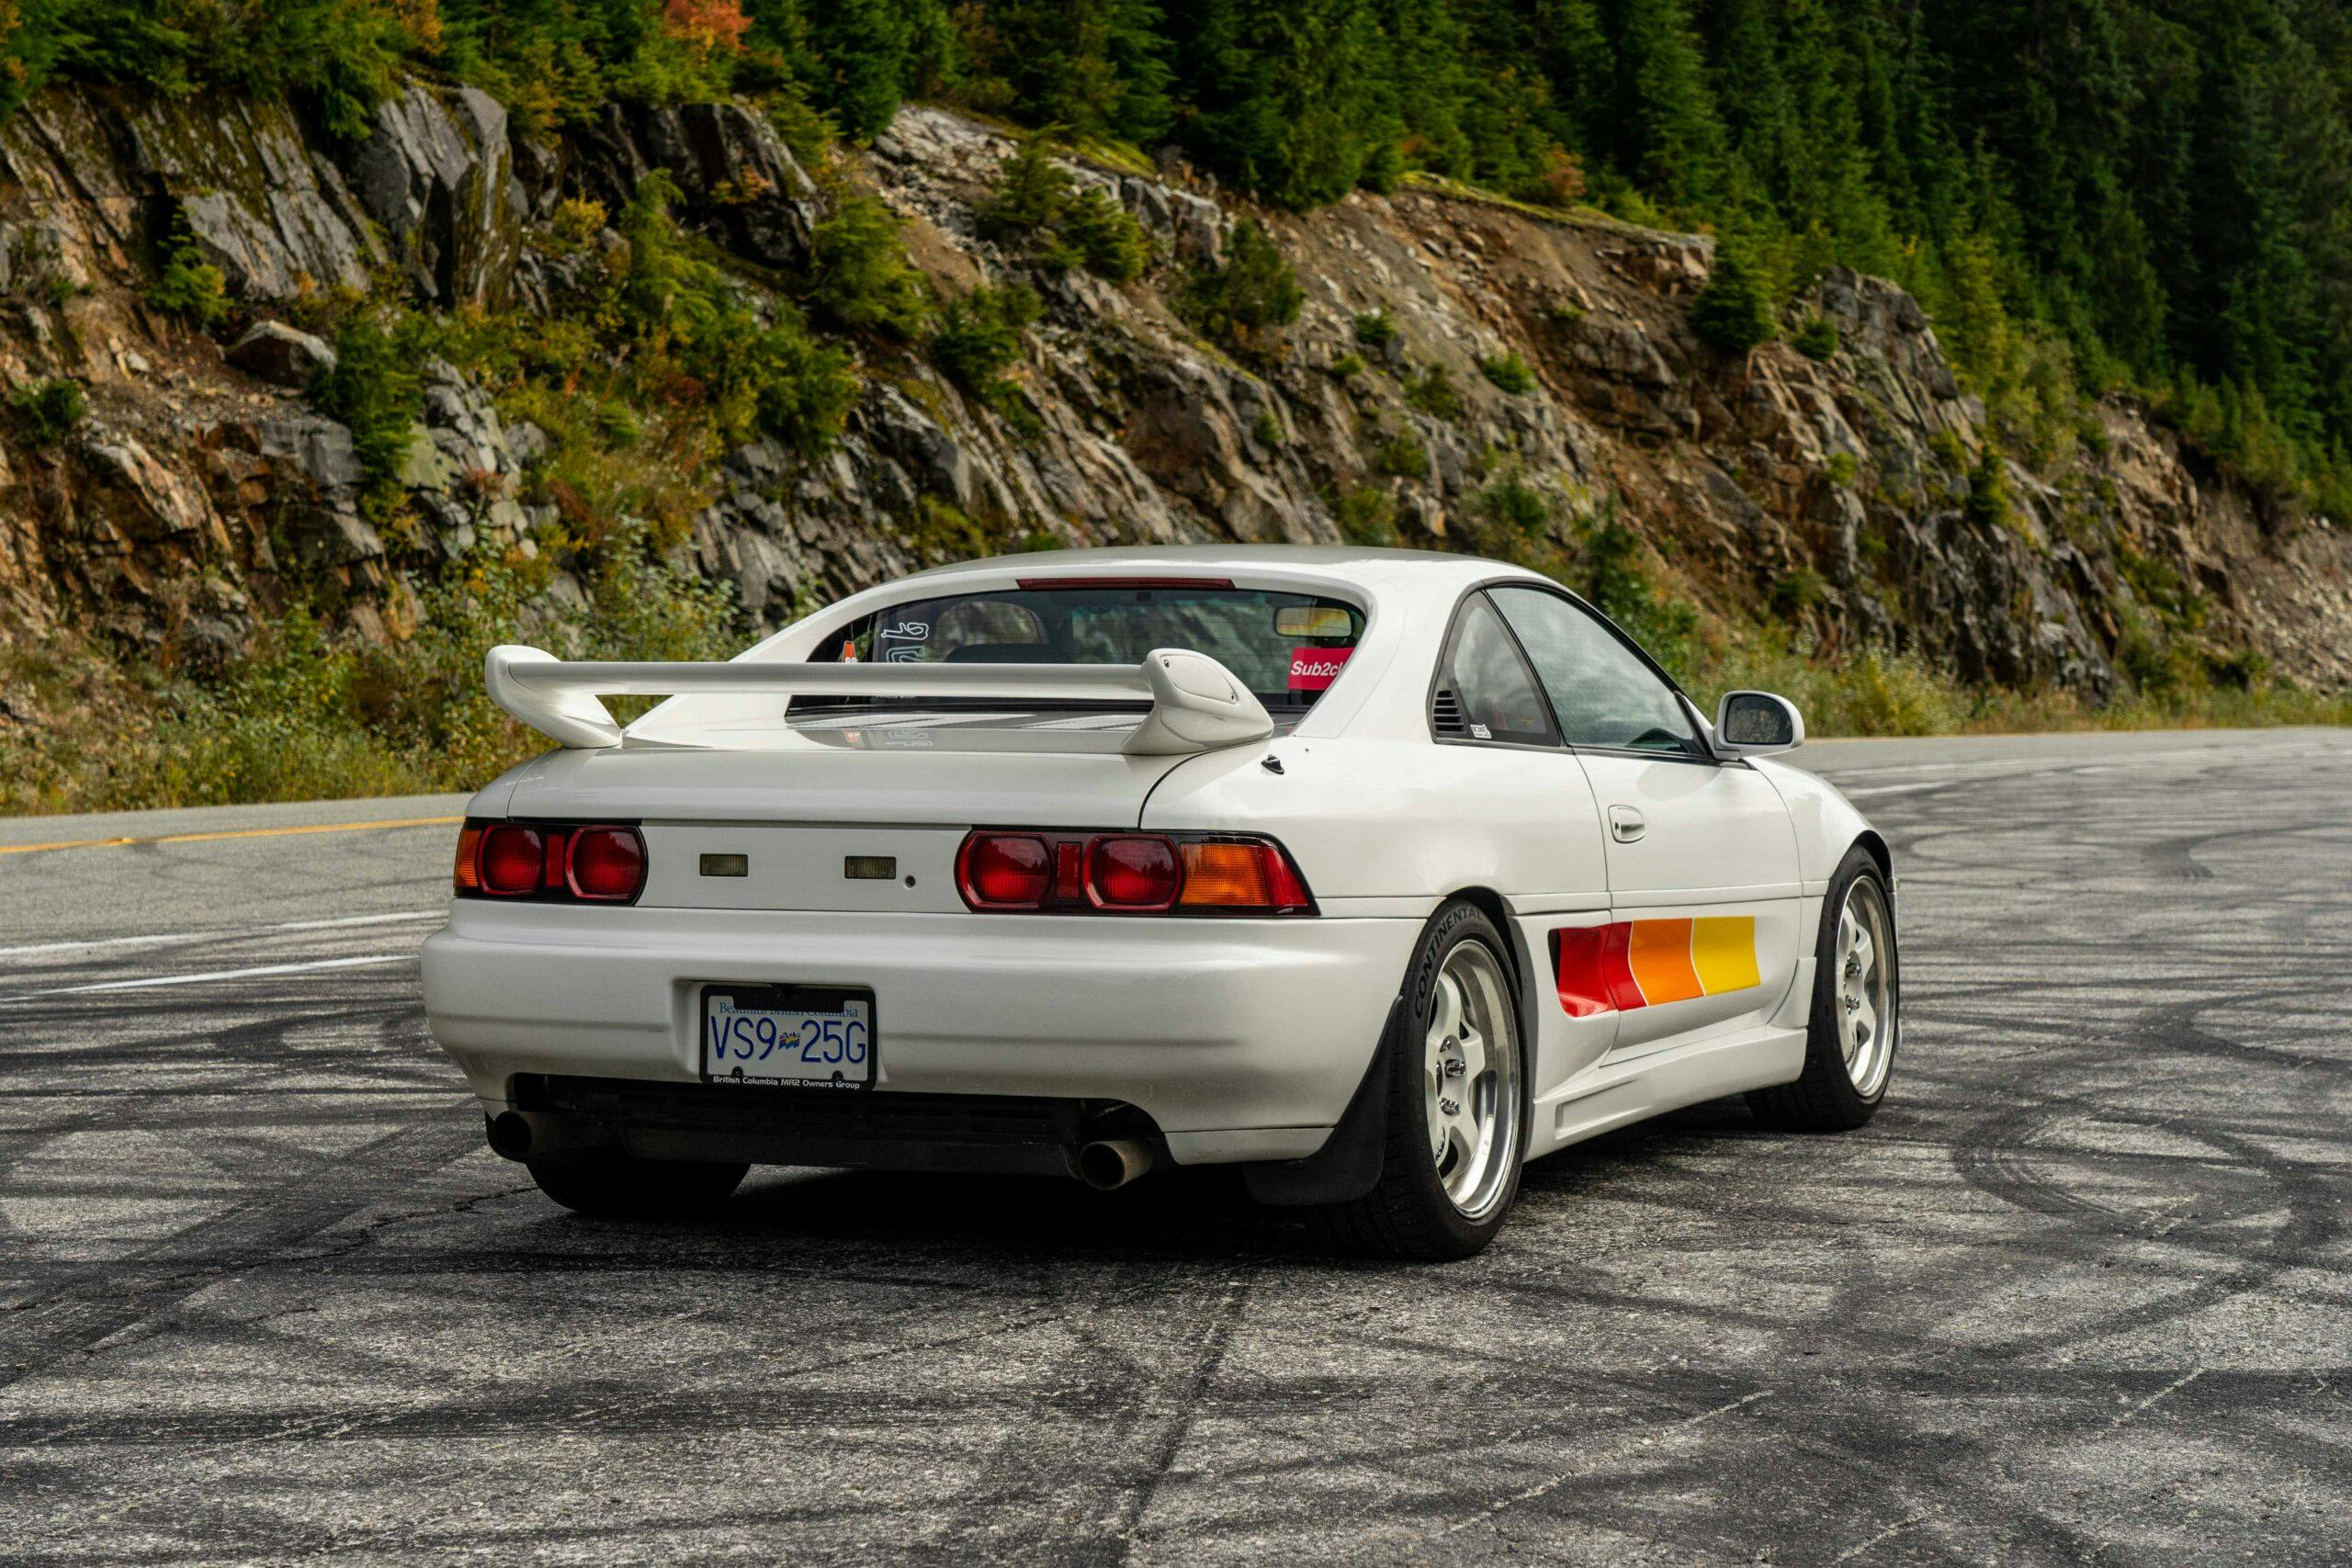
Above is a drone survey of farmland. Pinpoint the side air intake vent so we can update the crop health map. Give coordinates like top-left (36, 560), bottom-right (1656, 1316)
top-left (1431, 687), bottom-right (1469, 739)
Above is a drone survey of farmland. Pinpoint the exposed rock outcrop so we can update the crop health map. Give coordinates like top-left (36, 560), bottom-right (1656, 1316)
top-left (562, 98), bottom-right (820, 267)
top-left (345, 84), bottom-right (526, 308)
top-left (1, 86), bottom-right (2345, 703)
top-left (226, 321), bottom-right (335, 388)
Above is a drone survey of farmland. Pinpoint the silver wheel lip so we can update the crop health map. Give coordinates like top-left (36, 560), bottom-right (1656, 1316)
top-left (1835, 876), bottom-right (1898, 1099)
top-left (1422, 937), bottom-right (1521, 1222)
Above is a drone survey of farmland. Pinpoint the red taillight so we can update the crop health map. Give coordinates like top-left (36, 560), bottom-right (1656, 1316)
top-left (958, 834), bottom-right (1053, 908)
top-left (457, 819), bottom-right (647, 905)
top-left (478, 824), bottom-right (546, 896)
top-left (954, 829), bottom-right (1314, 916)
top-left (567, 826), bottom-right (647, 901)
top-left (1089, 837), bottom-right (1180, 909)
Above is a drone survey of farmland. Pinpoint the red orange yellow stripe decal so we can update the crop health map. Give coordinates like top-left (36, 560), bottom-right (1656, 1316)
top-left (1552, 916), bottom-right (1759, 1015)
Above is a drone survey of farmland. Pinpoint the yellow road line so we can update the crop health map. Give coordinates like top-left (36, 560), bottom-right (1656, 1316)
top-left (0, 815), bottom-right (463, 856)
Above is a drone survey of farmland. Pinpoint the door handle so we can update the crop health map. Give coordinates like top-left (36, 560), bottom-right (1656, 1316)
top-left (1609, 806), bottom-right (1645, 843)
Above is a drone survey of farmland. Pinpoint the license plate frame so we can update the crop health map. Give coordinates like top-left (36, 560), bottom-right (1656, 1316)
top-left (698, 984), bottom-right (876, 1090)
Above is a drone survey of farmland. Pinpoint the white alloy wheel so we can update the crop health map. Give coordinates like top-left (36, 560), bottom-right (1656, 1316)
top-left (1834, 875), bottom-right (1897, 1098)
top-left (1423, 939), bottom-right (1522, 1220)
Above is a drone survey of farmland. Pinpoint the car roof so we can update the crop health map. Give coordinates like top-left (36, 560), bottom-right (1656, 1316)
top-left (893, 545), bottom-right (1548, 598)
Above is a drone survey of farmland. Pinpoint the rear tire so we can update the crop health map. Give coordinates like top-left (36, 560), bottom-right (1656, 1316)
top-left (1315, 900), bottom-right (1526, 1260)
top-left (526, 1149), bottom-right (749, 1217)
top-left (1747, 846), bottom-right (1898, 1132)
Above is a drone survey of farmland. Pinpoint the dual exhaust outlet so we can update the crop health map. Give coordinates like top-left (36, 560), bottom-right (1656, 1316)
top-left (487, 1111), bottom-right (1159, 1191)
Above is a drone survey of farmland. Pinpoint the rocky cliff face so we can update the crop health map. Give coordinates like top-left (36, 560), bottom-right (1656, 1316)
top-left (3, 86), bottom-right (2346, 696)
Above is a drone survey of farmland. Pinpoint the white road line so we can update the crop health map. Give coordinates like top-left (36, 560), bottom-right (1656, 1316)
top-left (0, 953), bottom-right (416, 1001)
top-left (1841, 780), bottom-right (1962, 799)
top-left (0, 909), bottom-right (440, 960)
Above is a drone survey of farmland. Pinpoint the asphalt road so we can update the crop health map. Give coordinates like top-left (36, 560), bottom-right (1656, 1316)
top-left (2, 728), bottom-right (2346, 1564)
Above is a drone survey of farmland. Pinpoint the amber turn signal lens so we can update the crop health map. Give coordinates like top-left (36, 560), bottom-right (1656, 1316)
top-left (1176, 840), bottom-right (1312, 910)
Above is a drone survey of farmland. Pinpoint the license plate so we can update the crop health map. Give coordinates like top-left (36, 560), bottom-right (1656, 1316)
top-left (699, 985), bottom-right (874, 1089)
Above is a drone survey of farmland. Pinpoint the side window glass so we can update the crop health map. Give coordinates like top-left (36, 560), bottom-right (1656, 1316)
top-left (1488, 586), bottom-right (1700, 756)
top-left (1440, 595), bottom-right (1559, 746)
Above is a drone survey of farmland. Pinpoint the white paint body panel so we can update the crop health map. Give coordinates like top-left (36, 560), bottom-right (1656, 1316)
top-left (418, 547), bottom-right (1889, 1172)
top-left (424, 900), bottom-right (1417, 1163)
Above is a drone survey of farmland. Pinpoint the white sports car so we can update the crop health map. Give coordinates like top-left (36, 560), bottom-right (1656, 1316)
top-left (422, 547), bottom-right (1898, 1258)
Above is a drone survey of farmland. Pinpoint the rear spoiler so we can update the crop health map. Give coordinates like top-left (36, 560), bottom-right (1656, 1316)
top-left (484, 644), bottom-right (1275, 756)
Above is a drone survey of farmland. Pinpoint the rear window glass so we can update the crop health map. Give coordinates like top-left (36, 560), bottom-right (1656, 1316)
top-left (811, 582), bottom-right (1365, 713)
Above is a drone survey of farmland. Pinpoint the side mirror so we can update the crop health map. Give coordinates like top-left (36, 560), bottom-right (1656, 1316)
top-left (1712, 691), bottom-right (1804, 758)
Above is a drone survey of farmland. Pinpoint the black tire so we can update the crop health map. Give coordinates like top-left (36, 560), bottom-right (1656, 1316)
top-left (1314, 900), bottom-right (1528, 1261)
top-left (526, 1149), bottom-right (749, 1217)
top-left (1747, 845), bottom-right (1898, 1132)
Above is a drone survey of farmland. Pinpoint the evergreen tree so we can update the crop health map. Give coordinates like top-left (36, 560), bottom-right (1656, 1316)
top-left (1690, 231), bottom-right (1777, 352)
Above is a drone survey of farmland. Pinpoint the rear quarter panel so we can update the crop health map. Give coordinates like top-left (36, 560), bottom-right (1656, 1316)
top-left (1141, 738), bottom-right (1608, 914)
top-left (1144, 736), bottom-right (1621, 1112)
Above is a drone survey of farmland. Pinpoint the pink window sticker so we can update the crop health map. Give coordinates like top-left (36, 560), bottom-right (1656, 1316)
top-left (1287, 646), bottom-right (1353, 692)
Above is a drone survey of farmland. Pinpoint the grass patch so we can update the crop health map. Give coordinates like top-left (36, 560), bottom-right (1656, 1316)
top-left (0, 536), bottom-right (740, 814)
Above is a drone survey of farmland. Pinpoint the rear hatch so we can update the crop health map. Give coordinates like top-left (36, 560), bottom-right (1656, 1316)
top-left (502, 721), bottom-right (1187, 914)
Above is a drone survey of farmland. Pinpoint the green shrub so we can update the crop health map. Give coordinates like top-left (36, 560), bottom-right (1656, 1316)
top-left (807, 194), bottom-right (929, 340)
top-left (311, 316), bottom-right (421, 517)
top-left (97, 533), bottom-right (743, 808)
top-left (2118, 548), bottom-right (2209, 631)
top-left (8, 378), bottom-right (86, 446)
top-left (1480, 351), bottom-right (1537, 395)
top-left (740, 321), bottom-right (862, 456)
top-left (1331, 484), bottom-right (1399, 547)
top-left (1374, 431), bottom-right (1427, 479)
top-left (1178, 220), bottom-right (1303, 357)
top-left (1329, 352), bottom-right (1365, 378)
top-left (977, 141), bottom-right (1149, 282)
top-left (1474, 469), bottom-right (1556, 539)
top-left (1963, 444), bottom-right (2018, 535)
top-left (1353, 310), bottom-right (1399, 348)
top-left (1061, 187), bottom-right (1150, 282)
top-left (1406, 365), bottom-right (1463, 421)
top-left (1792, 319), bottom-right (1840, 360)
top-left (1690, 237), bottom-right (1776, 354)
top-left (616, 173), bottom-right (855, 457)
top-left (148, 217), bottom-right (227, 327)
top-left (1822, 451), bottom-right (1860, 487)
top-left (930, 284), bottom-right (1044, 431)
top-left (930, 284), bottom-right (1041, 389)
top-left (978, 141), bottom-right (1069, 243)
top-left (1770, 567), bottom-right (1824, 619)
top-left (1251, 410), bottom-right (1284, 447)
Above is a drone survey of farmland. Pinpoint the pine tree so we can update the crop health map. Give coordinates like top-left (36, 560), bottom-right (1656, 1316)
top-left (1610, 0), bottom-right (1725, 213)
top-left (1690, 231), bottom-right (1777, 352)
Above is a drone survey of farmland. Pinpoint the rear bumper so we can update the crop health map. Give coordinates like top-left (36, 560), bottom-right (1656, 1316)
top-left (420, 903), bottom-right (1417, 1165)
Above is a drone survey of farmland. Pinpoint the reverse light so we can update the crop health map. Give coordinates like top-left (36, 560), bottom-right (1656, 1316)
top-left (955, 829), bottom-right (1315, 916)
top-left (457, 819), bottom-right (647, 905)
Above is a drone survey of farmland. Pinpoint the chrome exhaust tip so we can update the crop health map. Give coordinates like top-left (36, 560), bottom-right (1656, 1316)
top-left (1073, 1138), bottom-right (1157, 1191)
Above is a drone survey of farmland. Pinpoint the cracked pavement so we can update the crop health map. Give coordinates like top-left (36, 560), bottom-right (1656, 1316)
top-left (1, 728), bottom-right (2347, 1563)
